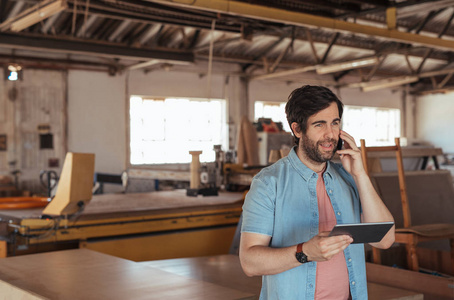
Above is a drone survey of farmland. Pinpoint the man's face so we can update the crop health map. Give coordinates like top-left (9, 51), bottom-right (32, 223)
top-left (296, 102), bottom-right (341, 164)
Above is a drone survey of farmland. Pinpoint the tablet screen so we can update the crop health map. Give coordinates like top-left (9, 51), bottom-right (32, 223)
top-left (329, 222), bottom-right (394, 244)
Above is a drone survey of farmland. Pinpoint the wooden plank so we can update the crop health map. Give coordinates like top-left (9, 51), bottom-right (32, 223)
top-left (0, 240), bottom-right (7, 258)
top-left (367, 262), bottom-right (454, 300)
top-left (417, 247), bottom-right (454, 276)
top-left (366, 147), bottom-right (443, 158)
top-left (371, 170), bottom-right (454, 228)
top-left (368, 282), bottom-right (423, 300)
top-left (0, 249), bottom-right (255, 299)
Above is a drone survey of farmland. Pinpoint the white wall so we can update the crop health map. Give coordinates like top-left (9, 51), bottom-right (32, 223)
top-left (337, 87), bottom-right (402, 109)
top-left (68, 71), bottom-right (126, 174)
top-left (68, 62), bottom-right (246, 174)
top-left (67, 66), bottom-right (413, 176)
top-left (416, 93), bottom-right (454, 153)
top-left (248, 80), bottom-right (402, 112)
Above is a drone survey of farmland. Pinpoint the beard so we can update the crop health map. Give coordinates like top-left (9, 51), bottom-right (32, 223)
top-left (300, 133), bottom-right (338, 163)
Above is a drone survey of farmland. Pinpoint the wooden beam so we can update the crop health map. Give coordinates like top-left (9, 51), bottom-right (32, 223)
top-left (157, 0), bottom-right (454, 51)
top-left (386, 7), bottom-right (397, 30)
top-left (0, 0), bottom-right (67, 32)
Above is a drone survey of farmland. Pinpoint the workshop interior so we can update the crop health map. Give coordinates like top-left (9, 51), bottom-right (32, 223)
top-left (1, 0), bottom-right (454, 299)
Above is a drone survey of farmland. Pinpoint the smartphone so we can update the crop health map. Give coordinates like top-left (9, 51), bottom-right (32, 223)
top-left (337, 138), bottom-right (343, 150)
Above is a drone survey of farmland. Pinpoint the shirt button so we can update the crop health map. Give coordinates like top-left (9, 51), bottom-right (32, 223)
top-left (348, 258), bottom-right (352, 262)
top-left (337, 212), bottom-right (341, 216)
top-left (329, 189), bottom-right (333, 194)
top-left (352, 281), bottom-right (356, 285)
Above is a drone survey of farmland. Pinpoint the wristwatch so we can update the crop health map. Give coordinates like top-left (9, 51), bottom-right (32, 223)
top-left (295, 243), bottom-right (308, 263)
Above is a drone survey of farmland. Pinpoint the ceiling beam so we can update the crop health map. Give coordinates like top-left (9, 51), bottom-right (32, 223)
top-left (0, 33), bottom-right (194, 63)
top-left (251, 65), bottom-right (316, 80)
top-left (0, 53), bottom-right (121, 71)
top-left (154, 0), bottom-right (454, 52)
top-left (6, 1), bottom-right (27, 20)
top-left (0, 0), bottom-right (67, 32)
top-left (344, 65), bottom-right (454, 91)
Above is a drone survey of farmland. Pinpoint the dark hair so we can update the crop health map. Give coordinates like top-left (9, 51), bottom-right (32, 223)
top-left (285, 85), bottom-right (344, 145)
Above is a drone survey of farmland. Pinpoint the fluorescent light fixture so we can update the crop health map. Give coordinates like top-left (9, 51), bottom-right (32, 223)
top-left (359, 76), bottom-right (419, 92)
top-left (316, 57), bottom-right (379, 75)
top-left (9, 0), bottom-right (67, 32)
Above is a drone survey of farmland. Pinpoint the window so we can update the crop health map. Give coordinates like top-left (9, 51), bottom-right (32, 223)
top-left (254, 101), bottom-right (290, 132)
top-left (130, 96), bottom-right (227, 164)
top-left (254, 101), bottom-right (401, 146)
top-left (342, 105), bottom-right (401, 146)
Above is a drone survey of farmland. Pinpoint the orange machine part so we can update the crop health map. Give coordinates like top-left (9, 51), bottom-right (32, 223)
top-left (0, 197), bottom-right (50, 209)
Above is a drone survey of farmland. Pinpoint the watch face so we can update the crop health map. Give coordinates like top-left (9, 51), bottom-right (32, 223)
top-left (296, 251), bottom-right (308, 263)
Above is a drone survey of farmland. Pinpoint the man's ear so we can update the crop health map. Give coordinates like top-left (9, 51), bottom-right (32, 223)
top-left (291, 122), bottom-right (302, 138)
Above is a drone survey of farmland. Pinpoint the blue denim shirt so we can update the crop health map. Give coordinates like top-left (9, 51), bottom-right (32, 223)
top-left (241, 147), bottom-right (367, 299)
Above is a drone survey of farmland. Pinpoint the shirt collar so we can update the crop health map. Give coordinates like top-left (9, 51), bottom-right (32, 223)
top-left (288, 146), bottom-right (335, 180)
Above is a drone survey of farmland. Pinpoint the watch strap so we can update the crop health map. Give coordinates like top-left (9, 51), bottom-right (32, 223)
top-left (297, 242), bottom-right (303, 253)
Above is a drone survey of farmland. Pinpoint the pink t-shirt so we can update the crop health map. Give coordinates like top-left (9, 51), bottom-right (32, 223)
top-left (314, 170), bottom-right (350, 299)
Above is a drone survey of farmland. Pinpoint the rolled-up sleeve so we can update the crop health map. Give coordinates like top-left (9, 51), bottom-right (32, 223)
top-left (241, 174), bottom-right (275, 237)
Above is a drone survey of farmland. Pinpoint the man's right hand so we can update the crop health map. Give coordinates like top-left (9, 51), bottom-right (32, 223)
top-left (303, 232), bottom-right (353, 262)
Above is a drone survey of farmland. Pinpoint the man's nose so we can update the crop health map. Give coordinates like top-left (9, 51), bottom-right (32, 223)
top-left (324, 126), bottom-right (336, 139)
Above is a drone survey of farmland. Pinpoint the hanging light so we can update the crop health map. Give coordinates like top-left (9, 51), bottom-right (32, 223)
top-left (6, 64), bottom-right (22, 81)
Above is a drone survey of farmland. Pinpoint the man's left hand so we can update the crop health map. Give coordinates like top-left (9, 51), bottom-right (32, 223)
top-left (337, 130), bottom-right (367, 177)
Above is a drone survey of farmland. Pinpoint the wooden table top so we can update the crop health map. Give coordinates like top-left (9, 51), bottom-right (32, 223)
top-left (141, 253), bottom-right (262, 295)
top-left (0, 249), bottom-right (424, 300)
top-left (0, 249), bottom-right (254, 300)
top-left (141, 255), bottom-right (423, 300)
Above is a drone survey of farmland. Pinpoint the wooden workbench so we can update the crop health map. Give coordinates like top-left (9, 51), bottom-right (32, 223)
top-left (0, 190), bottom-right (244, 260)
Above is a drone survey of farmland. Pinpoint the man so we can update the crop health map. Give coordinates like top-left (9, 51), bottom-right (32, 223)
top-left (239, 85), bottom-right (395, 299)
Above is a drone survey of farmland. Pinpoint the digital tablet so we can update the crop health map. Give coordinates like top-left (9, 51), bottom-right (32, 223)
top-left (328, 222), bottom-right (394, 244)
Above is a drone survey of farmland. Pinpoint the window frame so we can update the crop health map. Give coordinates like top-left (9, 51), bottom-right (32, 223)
top-left (127, 95), bottom-right (228, 168)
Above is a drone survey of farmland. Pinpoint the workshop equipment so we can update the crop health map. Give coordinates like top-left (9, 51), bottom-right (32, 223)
top-left (39, 170), bottom-right (59, 197)
top-left (187, 149), bottom-right (219, 197)
top-left (42, 152), bottom-right (95, 216)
